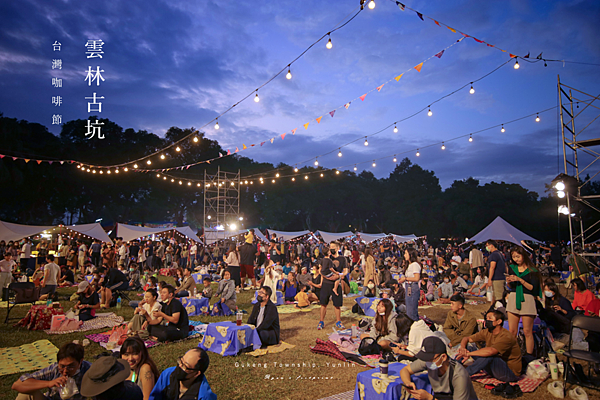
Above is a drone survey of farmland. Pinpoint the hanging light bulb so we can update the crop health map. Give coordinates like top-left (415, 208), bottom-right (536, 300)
top-left (514, 59), bottom-right (520, 69)
top-left (469, 84), bottom-right (475, 94)
top-left (368, 0), bottom-right (375, 9)
top-left (336, 170), bottom-right (340, 174)
top-left (294, 167), bottom-right (298, 173)
top-left (178, 181), bottom-right (182, 185)
top-left (86, 169), bottom-right (90, 172)
top-left (304, 175), bottom-right (308, 180)
top-left (441, 142), bottom-right (446, 150)
top-left (276, 173), bottom-right (280, 178)
top-left (115, 169), bottom-right (119, 173)
top-left (272, 179), bottom-right (275, 183)
top-left (164, 177), bottom-right (167, 180)
top-left (535, 114), bottom-right (540, 122)
top-left (364, 137), bottom-right (369, 146)
top-left (326, 35), bottom-right (332, 49)
top-left (92, 170), bottom-right (96, 174)
top-left (187, 182), bottom-right (192, 186)
top-left (175, 146), bottom-right (181, 152)
top-left (314, 159), bottom-right (319, 166)
top-left (214, 119), bottom-right (220, 130)
top-left (501, 124), bottom-right (505, 133)
top-left (320, 173), bottom-right (324, 177)
top-left (393, 156), bottom-right (397, 162)
top-left (231, 181), bottom-right (235, 186)
top-left (291, 177), bottom-right (295, 181)
top-left (77, 165), bottom-right (81, 169)
top-left (193, 136), bottom-right (199, 143)
top-left (254, 92), bottom-right (260, 103)
top-left (146, 160), bottom-right (151, 165)
top-left (160, 154), bottom-right (165, 160)
top-left (133, 164), bottom-right (138, 169)
top-left (428, 108), bottom-right (433, 117)
top-left (99, 170), bottom-right (103, 174)
top-left (393, 125), bottom-right (398, 133)
top-left (286, 66), bottom-right (292, 80)
top-left (244, 180), bottom-right (248, 184)
top-left (338, 149), bottom-right (342, 157)
top-left (372, 161), bottom-right (376, 167)
top-left (354, 165), bottom-right (357, 171)
top-left (469, 135), bottom-right (473, 142)
top-left (107, 170), bottom-right (111, 174)
top-left (156, 174), bottom-right (160, 178)
top-left (197, 183), bottom-right (201, 187)
top-left (416, 149), bottom-right (420, 157)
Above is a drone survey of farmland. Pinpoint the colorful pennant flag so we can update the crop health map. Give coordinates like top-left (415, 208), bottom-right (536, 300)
top-left (395, 73), bottom-right (404, 82)
top-left (447, 26), bottom-right (456, 33)
top-left (414, 62), bottom-right (423, 72)
top-left (523, 52), bottom-right (530, 58)
top-left (536, 52), bottom-right (543, 59)
top-left (281, 133), bottom-right (286, 140)
top-left (235, 147), bottom-right (239, 153)
top-left (416, 12), bottom-right (424, 20)
top-left (473, 38), bottom-right (484, 43)
top-left (291, 128), bottom-right (297, 135)
top-left (304, 123), bottom-right (309, 129)
top-left (434, 20), bottom-right (440, 26)
top-left (396, 1), bottom-right (405, 10)
top-left (260, 141), bottom-right (265, 146)
top-left (270, 138), bottom-right (274, 143)
top-left (434, 50), bottom-right (444, 58)
top-left (36, 160), bottom-right (42, 164)
top-left (509, 54), bottom-right (517, 58)
top-left (377, 84), bottom-right (385, 92)
top-left (359, 94), bottom-right (367, 101)
top-left (242, 144), bottom-right (247, 150)
top-left (345, 102), bottom-right (351, 109)
top-left (316, 116), bottom-right (322, 124)
top-left (329, 110), bottom-right (336, 117)
top-left (25, 159), bottom-right (30, 163)
top-left (227, 149), bottom-right (231, 155)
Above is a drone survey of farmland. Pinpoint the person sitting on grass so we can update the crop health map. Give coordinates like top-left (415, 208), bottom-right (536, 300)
top-left (283, 272), bottom-right (299, 302)
top-left (12, 342), bottom-right (91, 400)
top-left (214, 269), bottom-right (236, 311)
top-left (128, 288), bottom-right (162, 338)
top-left (247, 286), bottom-right (281, 347)
top-left (120, 337), bottom-right (159, 400)
top-left (437, 274), bottom-right (454, 303)
top-left (295, 284), bottom-right (310, 308)
top-left (149, 348), bottom-right (215, 400)
top-left (175, 267), bottom-right (196, 298)
top-left (467, 267), bottom-right (488, 296)
top-left (400, 336), bottom-right (478, 400)
top-left (147, 285), bottom-right (189, 342)
top-left (74, 281), bottom-right (100, 322)
top-left (58, 265), bottom-right (75, 287)
top-left (80, 356), bottom-right (142, 400)
top-left (360, 298), bottom-right (398, 351)
top-left (457, 310), bottom-right (522, 382)
top-left (201, 277), bottom-right (213, 298)
top-left (97, 266), bottom-right (129, 309)
top-left (391, 313), bottom-right (451, 362)
top-left (443, 294), bottom-right (477, 348)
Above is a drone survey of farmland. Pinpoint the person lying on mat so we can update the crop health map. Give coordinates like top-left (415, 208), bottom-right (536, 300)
top-left (457, 310), bottom-right (521, 382)
top-left (247, 285), bottom-right (280, 347)
top-left (400, 336), bottom-right (478, 400)
top-left (12, 342), bottom-right (91, 400)
top-left (149, 348), bottom-right (216, 400)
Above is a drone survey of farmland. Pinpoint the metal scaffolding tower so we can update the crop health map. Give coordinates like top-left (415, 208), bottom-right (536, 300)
top-left (558, 75), bottom-right (600, 254)
top-left (203, 167), bottom-right (241, 245)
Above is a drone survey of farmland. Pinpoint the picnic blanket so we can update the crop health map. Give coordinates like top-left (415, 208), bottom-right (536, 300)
top-left (276, 304), bottom-right (319, 314)
top-left (44, 313), bottom-right (124, 334)
top-left (247, 341), bottom-right (295, 356)
top-left (471, 371), bottom-right (544, 393)
top-left (0, 300), bottom-right (46, 308)
top-left (0, 340), bottom-right (59, 377)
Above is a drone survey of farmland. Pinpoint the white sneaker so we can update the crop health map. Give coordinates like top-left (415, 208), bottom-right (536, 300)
top-left (568, 387), bottom-right (588, 400)
top-left (547, 381), bottom-right (565, 399)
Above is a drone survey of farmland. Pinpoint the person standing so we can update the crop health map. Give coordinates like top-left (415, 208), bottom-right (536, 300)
top-left (41, 255), bottom-right (60, 300)
top-left (89, 240), bottom-right (102, 270)
top-left (239, 238), bottom-right (258, 289)
top-left (485, 240), bottom-right (506, 303)
top-left (0, 252), bottom-right (16, 295)
top-left (399, 248), bottom-right (421, 321)
top-left (224, 244), bottom-right (241, 291)
top-left (19, 239), bottom-right (32, 272)
top-left (189, 242), bottom-right (198, 269)
top-left (317, 241), bottom-right (348, 330)
top-left (77, 241), bottom-right (88, 274)
top-left (468, 246), bottom-right (484, 282)
top-left (363, 247), bottom-right (378, 296)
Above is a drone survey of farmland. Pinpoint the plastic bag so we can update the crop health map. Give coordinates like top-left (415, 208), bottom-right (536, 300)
top-left (59, 376), bottom-right (79, 399)
top-left (526, 359), bottom-right (549, 380)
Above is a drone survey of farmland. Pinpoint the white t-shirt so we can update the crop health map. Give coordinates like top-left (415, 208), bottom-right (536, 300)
top-left (406, 320), bottom-right (450, 356)
top-left (257, 305), bottom-right (266, 327)
top-left (473, 275), bottom-right (488, 287)
top-left (405, 262), bottom-right (421, 279)
top-left (190, 244), bottom-right (197, 255)
top-left (44, 262), bottom-right (60, 285)
top-left (21, 243), bottom-right (31, 259)
top-left (451, 255), bottom-right (462, 264)
top-left (78, 244), bottom-right (87, 258)
top-left (143, 301), bottom-right (162, 316)
top-left (0, 259), bottom-right (16, 273)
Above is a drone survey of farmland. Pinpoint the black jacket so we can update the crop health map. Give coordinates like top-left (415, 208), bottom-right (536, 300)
top-left (247, 300), bottom-right (280, 342)
top-left (239, 243), bottom-right (257, 265)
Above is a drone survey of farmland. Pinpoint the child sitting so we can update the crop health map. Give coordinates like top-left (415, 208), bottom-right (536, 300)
top-left (295, 285), bottom-right (310, 308)
top-left (202, 277), bottom-right (213, 298)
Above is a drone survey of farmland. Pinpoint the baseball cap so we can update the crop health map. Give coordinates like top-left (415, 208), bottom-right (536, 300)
top-left (415, 336), bottom-right (447, 362)
top-left (77, 281), bottom-right (90, 294)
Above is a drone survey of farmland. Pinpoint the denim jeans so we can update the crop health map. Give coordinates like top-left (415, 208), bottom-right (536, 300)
top-left (466, 356), bottom-right (518, 382)
top-left (406, 282), bottom-right (420, 321)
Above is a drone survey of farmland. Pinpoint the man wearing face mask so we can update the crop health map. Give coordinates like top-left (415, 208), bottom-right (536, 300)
top-left (437, 274), bottom-right (453, 304)
top-left (457, 310), bottom-right (521, 382)
top-left (484, 240), bottom-right (506, 303)
top-left (400, 337), bottom-right (478, 400)
top-left (149, 348), bottom-right (216, 400)
top-left (247, 286), bottom-right (281, 347)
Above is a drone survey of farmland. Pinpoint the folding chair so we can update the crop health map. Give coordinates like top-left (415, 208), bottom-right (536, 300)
top-left (563, 314), bottom-right (600, 395)
top-left (5, 282), bottom-right (40, 323)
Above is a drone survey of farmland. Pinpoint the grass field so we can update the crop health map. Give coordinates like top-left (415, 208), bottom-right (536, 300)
top-left (0, 278), bottom-right (598, 400)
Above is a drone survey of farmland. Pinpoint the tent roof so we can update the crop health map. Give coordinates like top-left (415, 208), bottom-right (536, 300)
top-left (464, 216), bottom-right (540, 247)
top-left (356, 232), bottom-right (389, 243)
top-left (266, 229), bottom-right (311, 241)
top-left (315, 230), bottom-right (353, 243)
top-left (117, 223), bottom-right (200, 243)
top-left (65, 223), bottom-right (113, 244)
top-left (391, 234), bottom-right (418, 243)
top-left (0, 221), bottom-right (54, 242)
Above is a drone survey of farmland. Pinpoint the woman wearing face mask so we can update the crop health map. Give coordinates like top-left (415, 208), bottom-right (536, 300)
top-left (364, 279), bottom-right (378, 298)
top-left (120, 337), bottom-right (159, 400)
top-left (362, 247), bottom-right (379, 296)
top-left (420, 273), bottom-right (435, 302)
top-left (538, 281), bottom-right (575, 334)
top-left (506, 246), bottom-right (542, 355)
top-left (467, 267), bottom-right (488, 296)
top-left (398, 248), bottom-right (422, 321)
top-left (360, 299), bottom-right (398, 350)
top-left (437, 274), bottom-right (454, 303)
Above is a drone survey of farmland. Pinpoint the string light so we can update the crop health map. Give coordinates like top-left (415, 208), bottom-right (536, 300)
top-left (320, 173), bottom-right (324, 177)
top-left (160, 154), bottom-right (165, 160)
top-left (535, 114), bottom-right (540, 122)
top-left (187, 182), bottom-right (192, 186)
top-left (368, 0), bottom-right (375, 9)
top-left (99, 170), bottom-right (103, 174)
top-left (294, 168), bottom-right (298, 173)
top-left (197, 183), bottom-right (201, 187)
top-left (156, 174), bottom-right (160, 178)
top-left (514, 59), bottom-right (520, 69)
top-left (469, 84), bottom-right (475, 94)
top-left (77, 165), bottom-right (81, 169)
top-left (326, 34), bottom-right (332, 49)
top-left (276, 173), bottom-right (280, 178)
top-left (146, 160), bottom-right (151, 165)
top-left (393, 125), bottom-right (398, 133)
top-left (231, 182), bottom-right (235, 186)
top-left (175, 146), bottom-right (181, 152)
top-left (393, 156), bottom-right (397, 162)
top-left (427, 108), bottom-right (433, 117)
top-left (124, 167), bottom-right (128, 172)
top-left (115, 169), bottom-right (119, 174)
top-left (364, 137), bottom-right (369, 146)
top-left (416, 149), bottom-right (420, 157)
top-left (338, 149), bottom-right (342, 157)
top-left (469, 135), bottom-right (473, 142)
top-left (335, 170), bottom-right (340, 174)
top-left (178, 181), bottom-right (182, 185)
top-left (354, 165), bottom-right (357, 171)
top-left (106, 170), bottom-right (111, 174)
top-left (304, 175), bottom-right (308, 180)
top-left (133, 164), bottom-right (138, 169)
top-left (501, 124), bottom-right (505, 133)
top-left (164, 177), bottom-right (167, 180)
top-left (193, 136), bottom-right (199, 143)
top-left (314, 159), bottom-right (319, 166)
top-left (286, 66), bottom-right (292, 80)
top-left (272, 179), bottom-right (275, 183)
top-left (215, 119), bottom-right (220, 130)
top-left (292, 177), bottom-right (295, 181)
top-left (244, 180), bottom-right (248, 184)
top-left (254, 92), bottom-right (260, 103)
top-left (372, 161), bottom-right (376, 167)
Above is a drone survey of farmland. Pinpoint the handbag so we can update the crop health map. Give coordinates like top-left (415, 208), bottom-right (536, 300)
top-left (358, 337), bottom-right (381, 356)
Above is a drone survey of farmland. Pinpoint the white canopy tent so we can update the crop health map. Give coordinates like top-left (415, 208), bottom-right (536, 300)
top-left (356, 232), bottom-right (389, 243)
top-left (64, 223), bottom-right (113, 244)
top-left (266, 229), bottom-right (311, 241)
top-left (116, 223), bottom-right (201, 243)
top-left (391, 234), bottom-right (418, 243)
top-left (463, 216), bottom-right (540, 247)
top-left (0, 221), bottom-right (54, 242)
top-left (315, 230), bottom-right (353, 243)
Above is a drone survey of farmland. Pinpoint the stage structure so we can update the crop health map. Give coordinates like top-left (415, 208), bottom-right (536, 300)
top-left (203, 167), bottom-right (241, 245)
top-left (556, 75), bottom-right (600, 255)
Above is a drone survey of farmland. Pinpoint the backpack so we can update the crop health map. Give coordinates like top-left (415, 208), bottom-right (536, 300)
top-left (358, 337), bottom-right (381, 356)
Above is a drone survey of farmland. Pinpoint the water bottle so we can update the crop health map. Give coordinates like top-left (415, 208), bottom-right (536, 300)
top-left (116, 296), bottom-right (122, 310)
top-left (351, 324), bottom-right (358, 338)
